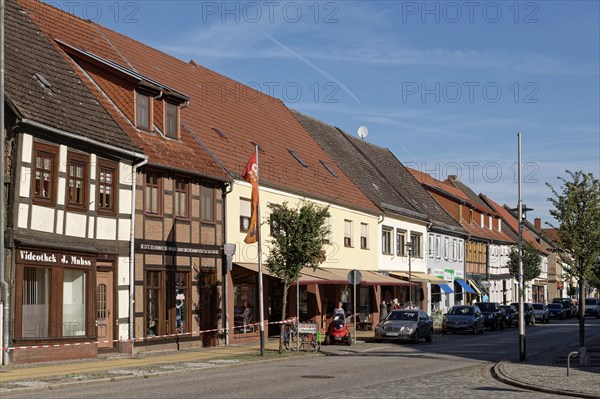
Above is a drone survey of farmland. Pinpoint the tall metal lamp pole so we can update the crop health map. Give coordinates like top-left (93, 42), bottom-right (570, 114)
top-left (517, 132), bottom-right (526, 362)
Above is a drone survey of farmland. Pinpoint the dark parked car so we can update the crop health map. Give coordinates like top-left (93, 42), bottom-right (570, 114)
top-left (533, 303), bottom-right (550, 324)
top-left (475, 302), bottom-right (505, 330)
top-left (511, 302), bottom-right (536, 325)
top-left (442, 305), bottom-right (484, 335)
top-left (500, 305), bottom-right (518, 327)
top-left (553, 298), bottom-right (576, 318)
top-left (548, 303), bottom-right (566, 319)
top-left (374, 310), bottom-right (433, 343)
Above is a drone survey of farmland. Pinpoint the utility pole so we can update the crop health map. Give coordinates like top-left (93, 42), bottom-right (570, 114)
top-left (517, 132), bottom-right (526, 362)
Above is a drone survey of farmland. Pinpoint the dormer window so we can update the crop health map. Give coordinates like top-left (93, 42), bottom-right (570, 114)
top-left (165, 102), bottom-right (179, 139)
top-left (136, 91), bottom-right (151, 130)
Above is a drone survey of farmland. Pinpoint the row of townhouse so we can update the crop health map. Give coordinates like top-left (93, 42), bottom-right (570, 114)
top-left (0, 0), bottom-right (564, 365)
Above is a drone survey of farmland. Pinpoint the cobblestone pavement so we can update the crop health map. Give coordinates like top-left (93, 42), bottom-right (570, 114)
top-left (494, 336), bottom-right (600, 399)
top-left (305, 363), bottom-right (562, 399)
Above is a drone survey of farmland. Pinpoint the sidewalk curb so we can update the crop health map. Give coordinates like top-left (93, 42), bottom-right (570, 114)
top-left (0, 349), bottom-right (323, 395)
top-left (491, 361), bottom-right (600, 399)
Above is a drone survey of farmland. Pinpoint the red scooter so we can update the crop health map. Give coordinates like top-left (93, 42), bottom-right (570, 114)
top-left (324, 313), bottom-right (351, 345)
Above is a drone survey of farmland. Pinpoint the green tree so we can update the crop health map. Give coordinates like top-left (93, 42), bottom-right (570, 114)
top-left (507, 241), bottom-right (543, 283)
top-left (265, 201), bottom-right (330, 352)
top-left (547, 170), bottom-right (600, 348)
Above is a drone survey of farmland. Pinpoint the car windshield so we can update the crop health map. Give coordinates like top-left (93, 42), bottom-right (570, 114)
top-left (387, 311), bottom-right (417, 321)
top-left (533, 304), bottom-right (544, 310)
top-left (448, 306), bottom-right (474, 316)
top-left (585, 299), bottom-right (597, 305)
top-left (501, 306), bottom-right (515, 313)
top-left (476, 303), bottom-right (495, 312)
top-left (548, 304), bottom-right (562, 309)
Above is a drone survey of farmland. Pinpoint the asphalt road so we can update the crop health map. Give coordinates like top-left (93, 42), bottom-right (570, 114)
top-left (5, 318), bottom-right (599, 399)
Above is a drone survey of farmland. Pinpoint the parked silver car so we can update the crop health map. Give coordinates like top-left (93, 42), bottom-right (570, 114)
top-left (584, 298), bottom-right (600, 318)
top-left (374, 310), bottom-right (434, 343)
top-left (442, 305), bottom-right (484, 335)
top-left (532, 303), bottom-right (549, 323)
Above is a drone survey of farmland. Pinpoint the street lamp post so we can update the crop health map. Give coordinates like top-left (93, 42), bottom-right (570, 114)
top-left (406, 241), bottom-right (413, 306)
top-left (514, 133), bottom-right (533, 362)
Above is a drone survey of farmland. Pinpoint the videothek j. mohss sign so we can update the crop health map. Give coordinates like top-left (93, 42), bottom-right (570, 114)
top-left (18, 249), bottom-right (94, 267)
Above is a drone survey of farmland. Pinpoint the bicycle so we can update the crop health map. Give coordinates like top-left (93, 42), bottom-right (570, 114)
top-left (282, 320), bottom-right (298, 351)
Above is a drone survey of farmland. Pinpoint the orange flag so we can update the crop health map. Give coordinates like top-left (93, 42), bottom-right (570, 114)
top-left (242, 151), bottom-right (259, 244)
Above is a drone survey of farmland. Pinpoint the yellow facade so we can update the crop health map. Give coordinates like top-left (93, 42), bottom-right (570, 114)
top-left (226, 181), bottom-right (380, 271)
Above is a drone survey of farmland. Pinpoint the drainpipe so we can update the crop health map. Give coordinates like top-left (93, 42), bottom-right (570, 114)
top-left (129, 157), bottom-right (148, 352)
top-left (222, 181), bottom-right (233, 345)
top-left (1, 0), bottom-right (8, 366)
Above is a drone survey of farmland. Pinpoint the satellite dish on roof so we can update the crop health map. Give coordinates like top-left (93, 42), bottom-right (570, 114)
top-left (358, 126), bottom-right (369, 140)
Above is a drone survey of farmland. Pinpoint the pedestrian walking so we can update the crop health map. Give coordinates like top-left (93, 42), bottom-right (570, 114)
top-left (379, 300), bottom-right (388, 321)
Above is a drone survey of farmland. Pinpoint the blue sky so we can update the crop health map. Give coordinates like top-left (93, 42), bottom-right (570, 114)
top-left (52, 0), bottom-right (599, 225)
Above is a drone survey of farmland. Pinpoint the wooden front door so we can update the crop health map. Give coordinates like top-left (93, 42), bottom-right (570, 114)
top-left (96, 272), bottom-right (114, 349)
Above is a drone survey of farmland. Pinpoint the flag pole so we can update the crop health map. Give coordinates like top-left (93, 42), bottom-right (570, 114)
top-left (255, 144), bottom-right (265, 356)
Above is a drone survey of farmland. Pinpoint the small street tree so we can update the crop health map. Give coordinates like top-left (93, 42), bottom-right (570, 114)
top-left (507, 241), bottom-right (543, 285)
top-left (265, 201), bottom-right (330, 352)
top-left (547, 170), bottom-right (600, 348)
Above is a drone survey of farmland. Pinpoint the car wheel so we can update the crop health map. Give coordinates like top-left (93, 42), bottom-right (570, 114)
top-left (324, 335), bottom-right (331, 345)
top-left (472, 324), bottom-right (477, 335)
top-left (492, 320), bottom-right (497, 331)
top-left (480, 323), bottom-right (485, 334)
top-left (500, 319), bottom-right (505, 330)
top-left (345, 335), bottom-right (352, 346)
top-left (426, 328), bottom-right (433, 343)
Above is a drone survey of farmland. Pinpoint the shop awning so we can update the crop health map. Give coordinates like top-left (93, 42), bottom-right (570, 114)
top-left (456, 279), bottom-right (476, 294)
top-left (234, 264), bottom-right (414, 286)
top-left (298, 267), bottom-right (348, 285)
top-left (390, 271), bottom-right (448, 284)
top-left (439, 284), bottom-right (454, 294)
top-left (468, 279), bottom-right (483, 295)
top-left (234, 262), bottom-right (276, 277)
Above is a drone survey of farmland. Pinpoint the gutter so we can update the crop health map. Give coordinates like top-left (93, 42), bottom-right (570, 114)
top-left (20, 119), bottom-right (146, 160)
top-left (1, 0), bottom-right (8, 366)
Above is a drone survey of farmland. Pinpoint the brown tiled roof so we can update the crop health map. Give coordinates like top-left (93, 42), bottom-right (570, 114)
top-left (19, 0), bottom-right (379, 212)
top-left (408, 168), bottom-right (514, 243)
top-left (542, 228), bottom-right (561, 243)
top-left (294, 111), bottom-right (464, 234)
top-left (5, 0), bottom-right (139, 153)
top-left (445, 177), bottom-right (497, 215)
top-left (292, 111), bottom-right (425, 221)
top-left (482, 196), bottom-right (548, 254)
top-left (345, 135), bottom-right (466, 236)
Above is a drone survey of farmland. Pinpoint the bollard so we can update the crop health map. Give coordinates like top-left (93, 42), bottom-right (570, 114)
top-left (567, 351), bottom-right (579, 376)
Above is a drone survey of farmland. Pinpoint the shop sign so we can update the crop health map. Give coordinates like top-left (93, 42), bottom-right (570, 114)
top-left (557, 281), bottom-right (564, 289)
top-left (137, 240), bottom-right (221, 256)
top-left (18, 249), bottom-right (94, 267)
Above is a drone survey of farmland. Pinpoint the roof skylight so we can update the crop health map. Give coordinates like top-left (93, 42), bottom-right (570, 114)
top-left (212, 127), bottom-right (228, 139)
top-left (320, 160), bottom-right (338, 178)
top-left (288, 149), bottom-right (308, 168)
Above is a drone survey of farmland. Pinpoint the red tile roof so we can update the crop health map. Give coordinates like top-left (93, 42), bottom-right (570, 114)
top-left (408, 168), bottom-right (514, 243)
top-left (481, 196), bottom-right (548, 254)
top-left (20, 0), bottom-right (379, 213)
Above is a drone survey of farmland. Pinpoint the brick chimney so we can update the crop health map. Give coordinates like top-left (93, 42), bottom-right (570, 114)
top-left (448, 175), bottom-right (458, 182)
top-left (534, 218), bottom-right (541, 230)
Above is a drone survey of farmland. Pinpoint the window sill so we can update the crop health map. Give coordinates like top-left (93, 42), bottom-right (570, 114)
top-left (97, 209), bottom-right (117, 217)
top-left (144, 212), bottom-right (163, 218)
top-left (201, 219), bottom-right (217, 225)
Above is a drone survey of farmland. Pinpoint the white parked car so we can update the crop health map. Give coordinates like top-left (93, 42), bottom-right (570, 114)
top-left (532, 303), bottom-right (549, 324)
top-left (584, 298), bottom-right (600, 318)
